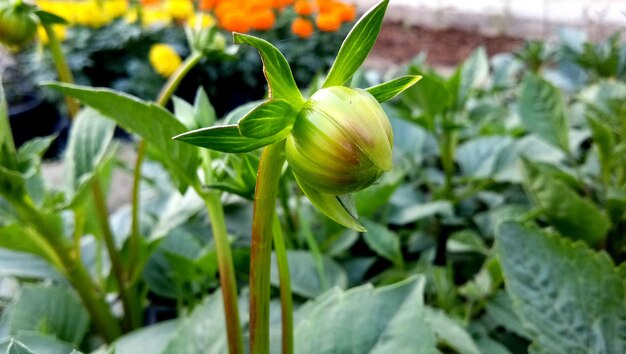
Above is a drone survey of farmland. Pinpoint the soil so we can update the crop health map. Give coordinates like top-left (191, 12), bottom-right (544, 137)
top-left (367, 22), bottom-right (524, 69)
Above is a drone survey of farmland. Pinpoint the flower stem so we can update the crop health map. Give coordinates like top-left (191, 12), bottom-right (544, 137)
top-left (273, 215), bottom-right (293, 354)
top-left (41, 19), bottom-right (125, 339)
top-left (14, 197), bottom-right (122, 342)
top-left (250, 140), bottom-right (286, 354)
top-left (91, 180), bottom-right (140, 330)
top-left (201, 190), bottom-right (245, 354)
top-left (128, 51), bottom-right (203, 278)
top-left (41, 22), bottom-right (79, 119)
top-left (197, 148), bottom-right (244, 354)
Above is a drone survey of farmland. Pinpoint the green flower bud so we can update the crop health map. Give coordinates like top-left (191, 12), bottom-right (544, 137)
top-left (286, 86), bottom-right (393, 195)
top-left (0, 1), bottom-right (38, 48)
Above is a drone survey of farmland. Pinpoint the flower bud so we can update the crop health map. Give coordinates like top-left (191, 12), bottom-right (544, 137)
top-left (0, 1), bottom-right (38, 48)
top-left (286, 86), bottom-right (393, 195)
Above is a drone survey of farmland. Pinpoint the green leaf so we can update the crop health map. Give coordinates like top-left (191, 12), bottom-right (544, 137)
top-left (294, 276), bottom-right (438, 353)
top-left (424, 308), bottom-right (481, 354)
top-left (388, 201), bottom-right (454, 225)
top-left (270, 250), bottom-right (347, 298)
top-left (458, 47), bottom-right (489, 105)
top-left (8, 285), bottom-right (90, 345)
top-left (44, 83), bottom-right (199, 191)
top-left (295, 175), bottom-right (365, 232)
top-left (34, 10), bottom-right (69, 25)
top-left (482, 290), bottom-right (529, 339)
top-left (519, 73), bottom-right (570, 152)
top-left (323, 0), bottom-right (389, 88)
top-left (238, 99), bottom-right (297, 139)
top-left (108, 320), bottom-right (179, 354)
top-left (0, 224), bottom-right (61, 269)
top-left (172, 96), bottom-right (197, 129)
top-left (233, 33), bottom-right (304, 105)
top-left (366, 75), bottom-right (422, 103)
top-left (161, 289), bottom-right (245, 354)
top-left (5, 339), bottom-right (35, 354)
top-left (0, 249), bottom-right (61, 280)
top-left (354, 170), bottom-right (403, 218)
top-left (586, 116), bottom-right (614, 176)
top-left (63, 108), bottom-right (116, 206)
top-left (148, 190), bottom-right (204, 240)
top-left (193, 87), bottom-right (215, 127)
top-left (401, 68), bottom-right (451, 120)
top-left (496, 222), bottom-right (626, 354)
top-left (523, 159), bottom-right (611, 245)
top-left (361, 219), bottom-right (403, 266)
top-left (455, 136), bottom-right (514, 178)
top-left (173, 124), bottom-right (284, 153)
top-left (2, 334), bottom-right (77, 354)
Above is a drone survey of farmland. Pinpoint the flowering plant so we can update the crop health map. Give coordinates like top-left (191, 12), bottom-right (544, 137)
top-left (15, 0), bottom-right (357, 116)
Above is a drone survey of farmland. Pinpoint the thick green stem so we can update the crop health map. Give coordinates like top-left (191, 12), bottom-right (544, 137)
top-left (273, 216), bottom-right (293, 354)
top-left (197, 148), bottom-right (244, 353)
top-left (201, 191), bottom-right (244, 354)
top-left (41, 22), bottom-right (79, 119)
top-left (15, 197), bottom-right (122, 342)
top-left (40, 20), bottom-right (124, 339)
top-left (250, 140), bottom-right (286, 354)
top-left (156, 52), bottom-right (203, 107)
top-left (128, 51), bottom-right (203, 277)
top-left (92, 179), bottom-right (140, 330)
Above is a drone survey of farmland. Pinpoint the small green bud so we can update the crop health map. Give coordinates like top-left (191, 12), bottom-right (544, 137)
top-left (0, 1), bottom-right (38, 48)
top-left (286, 86), bottom-right (393, 195)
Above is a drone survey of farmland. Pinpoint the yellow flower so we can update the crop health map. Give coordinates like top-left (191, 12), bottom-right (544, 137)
top-left (142, 7), bottom-right (172, 27)
top-left (149, 43), bottom-right (182, 77)
top-left (37, 24), bottom-right (67, 45)
top-left (165, 0), bottom-right (193, 21)
top-left (187, 12), bottom-right (216, 29)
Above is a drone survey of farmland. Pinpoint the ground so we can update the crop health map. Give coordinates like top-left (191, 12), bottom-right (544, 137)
top-left (366, 22), bottom-right (523, 71)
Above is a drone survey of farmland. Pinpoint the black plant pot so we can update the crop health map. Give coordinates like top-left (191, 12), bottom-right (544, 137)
top-left (8, 93), bottom-right (69, 159)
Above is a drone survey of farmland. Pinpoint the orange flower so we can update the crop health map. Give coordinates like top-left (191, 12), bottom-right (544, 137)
top-left (198, 0), bottom-right (217, 11)
top-left (291, 17), bottom-right (313, 38)
top-left (215, 2), bottom-right (237, 21)
top-left (273, 0), bottom-right (293, 9)
top-left (339, 3), bottom-right (355, 22)
top-left (221, 11), bottom-right (251, 32)
top-left (315, 0), bottom-right (334, 13)
top-left (315, 11), bottom-right (341, 31)
top-left (141, 0), bottom-right (161, 6)
top-left (294, 0), bottom-right (313, 16)
top-left (252, 9), bottom-right (275, 31)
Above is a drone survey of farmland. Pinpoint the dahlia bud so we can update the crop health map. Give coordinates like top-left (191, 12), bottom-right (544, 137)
top-left (0, 1), bottom-right (38, 48)
top-left (286, 86), bottom-right (393, 195)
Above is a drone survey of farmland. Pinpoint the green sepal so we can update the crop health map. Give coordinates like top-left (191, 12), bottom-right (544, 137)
top-left (366, 75), bottom-right (422, 103)
top-left (238, 99), bottom-right (297, 139)
top-left (233, 33), bottom-right (304, 106)
top-left (323, 0), bottom-right (389, 88)
top-left (173, 124), bottom-right (284, 153)
top-left (294, 174), bottom-right (365, 232)
top-left (34, 10), bottom-right (69, 25)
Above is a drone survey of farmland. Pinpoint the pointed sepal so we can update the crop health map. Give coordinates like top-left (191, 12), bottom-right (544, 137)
top-left (233, 33), bottom-right (305, 106)
top-left (322, 0), bottom-right (389, 88)
top-left (295, 174), bottom-right (366, 232)
top-left (238, 99), bottom-right (297, 139)
top-left (173, 124), bottom-right (283, 153)
top-left (366, 75), bottom-right (422, 103)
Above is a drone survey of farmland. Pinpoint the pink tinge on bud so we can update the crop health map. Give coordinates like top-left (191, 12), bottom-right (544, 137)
top-left (286, 86), bottom-right (393, 195)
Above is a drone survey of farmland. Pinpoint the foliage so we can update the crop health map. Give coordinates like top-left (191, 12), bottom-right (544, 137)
top-left (2, 0), bottom-right (626, 352)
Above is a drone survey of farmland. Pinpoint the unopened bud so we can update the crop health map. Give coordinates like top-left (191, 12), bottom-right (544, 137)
top-left (0, 1), bottom-right (38, 48)
top-left (286, 86), bottom-right (393, 195)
